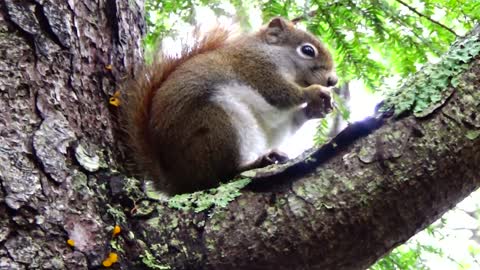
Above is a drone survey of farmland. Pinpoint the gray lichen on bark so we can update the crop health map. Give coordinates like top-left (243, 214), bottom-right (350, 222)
top-left (33, 113), bottom-right (76, 184)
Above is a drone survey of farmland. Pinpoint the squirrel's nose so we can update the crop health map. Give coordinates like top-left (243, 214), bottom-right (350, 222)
top-left (327, 75), bottom-right (338, 87)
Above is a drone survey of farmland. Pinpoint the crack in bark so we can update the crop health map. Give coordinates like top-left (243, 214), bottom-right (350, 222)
top-left (253, 208), bottom-right (268, 227)
top-left (33, 2), bottom-right (69, 50)
top-left (30, 139), bottom-right (59, 187)
top-left (0, 183), bottom-right (7, 204)
top-left (0, 0), bottom-right (40, 64)
top-left (289, 185), bottom-right (315, 208)
top-left (442, 109), bottom-right (463, 126)
top-left (29, 92), bottom-right (75, 194)
top-left (66, 0), bottom-right (77, 41)
top-left (105, 0), bottom-right (120, 44)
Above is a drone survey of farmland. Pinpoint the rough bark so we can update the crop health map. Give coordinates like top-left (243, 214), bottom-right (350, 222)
top-left (0, 0), bottom-right (144, 268)
top-left (0, 1), bottom-right (479, 270)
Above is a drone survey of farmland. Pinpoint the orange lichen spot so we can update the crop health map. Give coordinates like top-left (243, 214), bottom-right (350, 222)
top-left (67, 239), bottom-right (75, 247)
top-left (112, 225), bottom-right (121, 236)
top-left (102, 259), bottom-right (113, 267)
top-left (109, 91), bottom-right (121, 107)
top-left (105, 64), bottom-right (113, 71)
top-left (102, 252), bottom-right (118, 267)
top-left (109, 97), bottom-right (120, 106)
top-left (108, 252), bottom-right (118, 263)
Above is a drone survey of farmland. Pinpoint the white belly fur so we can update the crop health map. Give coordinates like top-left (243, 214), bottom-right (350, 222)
top-left (212, 81), bottom-right (299, 165)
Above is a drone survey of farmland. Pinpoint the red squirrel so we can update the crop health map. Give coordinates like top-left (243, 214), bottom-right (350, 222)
top-left (121, 17), bottom-right (337, 194)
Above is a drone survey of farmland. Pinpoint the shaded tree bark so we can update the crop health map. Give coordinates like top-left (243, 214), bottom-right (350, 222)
top-left (0, 1), bottom-right (479, 270)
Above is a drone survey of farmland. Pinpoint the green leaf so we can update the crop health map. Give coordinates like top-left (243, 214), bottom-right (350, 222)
top-left (466, 130), bottom-right (480, 140)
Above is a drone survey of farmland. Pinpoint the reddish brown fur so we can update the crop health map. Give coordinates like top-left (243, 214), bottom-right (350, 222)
top-left (121, 27), bottom-right (232, 179)
top-left (121, 18), bottom-right (336, 194)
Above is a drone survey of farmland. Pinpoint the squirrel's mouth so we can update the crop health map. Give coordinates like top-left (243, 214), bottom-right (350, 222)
top-left (298, 79), bottom-right (311, 88)
top-left (298, 76), bottom-right (324, 88)
top-left (300, 77), bottom-right (330, 88)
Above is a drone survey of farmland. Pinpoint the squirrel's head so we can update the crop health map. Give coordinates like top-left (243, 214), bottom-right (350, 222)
top-left (260, 17), bottom-right (338, 88)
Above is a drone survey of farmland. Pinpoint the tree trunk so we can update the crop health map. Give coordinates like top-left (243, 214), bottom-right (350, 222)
top-left (0, 1), bottom-right (479, 269)
top-left (0, 0), bottom-right (144, 268)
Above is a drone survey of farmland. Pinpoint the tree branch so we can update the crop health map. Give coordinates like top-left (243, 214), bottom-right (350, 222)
top-left (291, 10), bottom-right (317, 24)
top-left (394, 0), bottom-right (459, 37)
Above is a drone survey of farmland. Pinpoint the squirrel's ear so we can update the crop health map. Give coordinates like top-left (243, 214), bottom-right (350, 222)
top-left (265, 17), bottom-right (288, 44)
top-left (268, 17), bottom-right (287, 30)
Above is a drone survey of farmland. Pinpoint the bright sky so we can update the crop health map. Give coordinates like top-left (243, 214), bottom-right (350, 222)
top-left (280, 80), bottom-right (383, 157)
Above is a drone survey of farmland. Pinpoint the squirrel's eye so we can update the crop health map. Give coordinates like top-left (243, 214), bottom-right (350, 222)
top-left (297, 43), bottom-right (317, 59)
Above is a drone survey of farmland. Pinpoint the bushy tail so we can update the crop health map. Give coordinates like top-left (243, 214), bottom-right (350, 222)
top-left (120, 26), bottom-right (233, 179)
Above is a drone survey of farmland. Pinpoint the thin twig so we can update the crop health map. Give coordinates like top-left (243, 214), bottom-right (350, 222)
top-left (291, 10), bottom-right (317, 24)
top-left (394, 0), bottom-right (459, 37)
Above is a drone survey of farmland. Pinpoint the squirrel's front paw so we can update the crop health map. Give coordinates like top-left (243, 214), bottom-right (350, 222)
top-left (304, 85), bottom-right (333, 119)
top-left (253, 150), bottom-right (289, 168)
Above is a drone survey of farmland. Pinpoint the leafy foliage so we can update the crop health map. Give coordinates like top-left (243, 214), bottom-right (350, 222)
top-left (371, 240), bottom-right (443, 270)
top-left (236, 3), bottom-right (468, 82)
top-left (383, 34), bottom-right (480, 117)
top-left (313, 91), bottom-right (351, 145)
top-left (145, 0), bottom-right (479, 87)
top-left (314, 117), bottom-right (330, 145)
